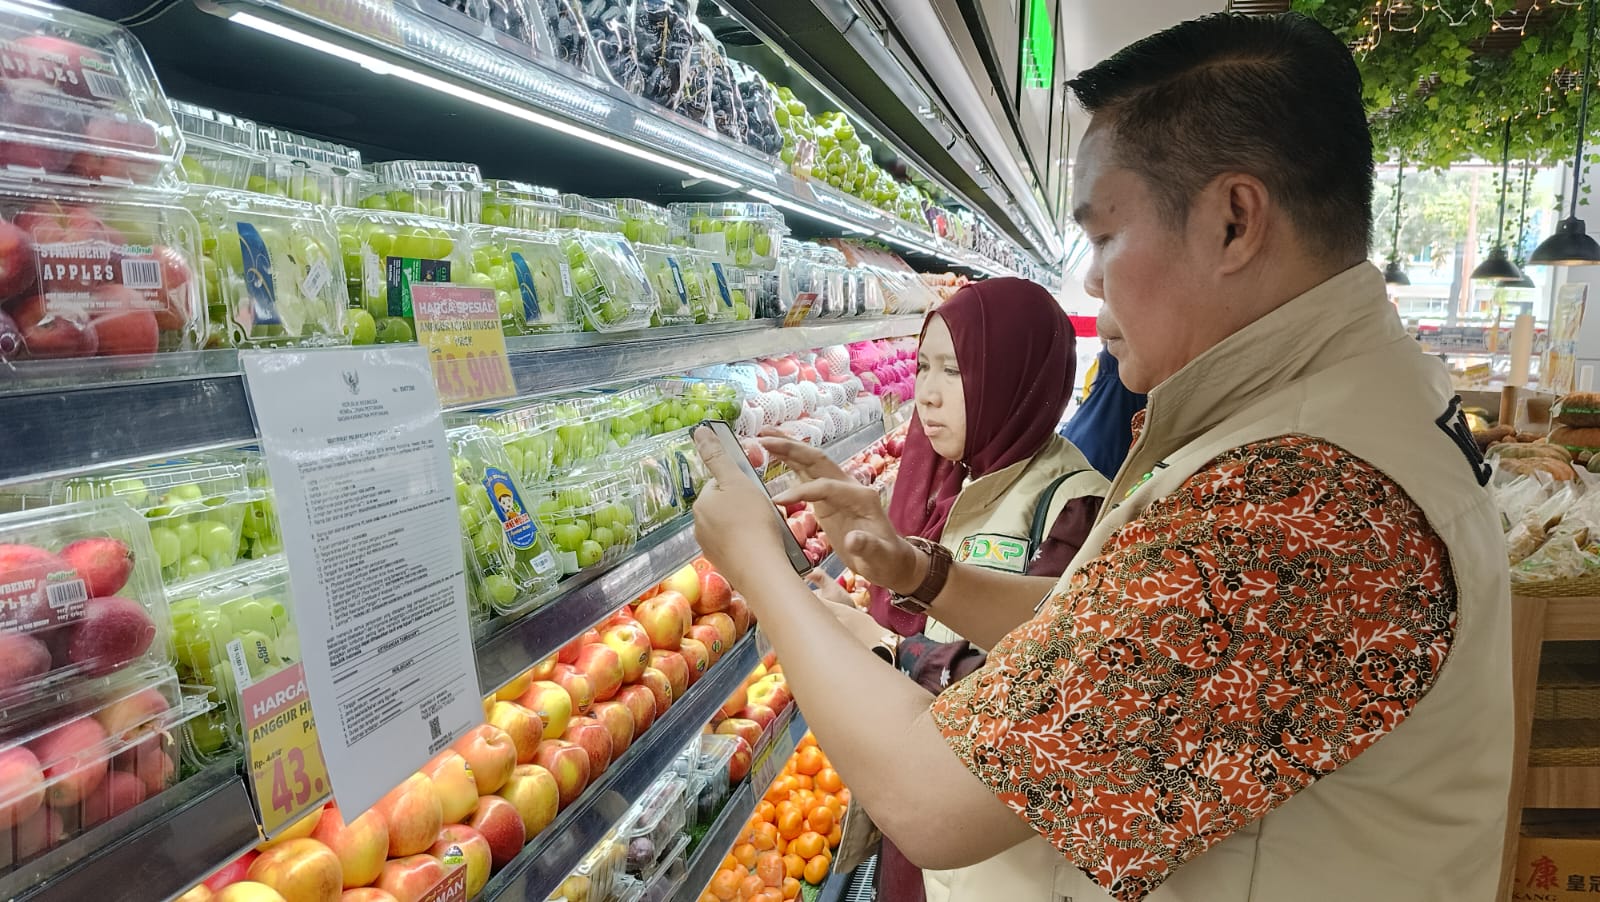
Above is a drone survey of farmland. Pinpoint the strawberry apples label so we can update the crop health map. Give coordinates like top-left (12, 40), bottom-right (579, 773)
top-left (0, 561), bottom-right (86, 633)
top-left (241, 661), bottom-right (332, 836)
top-left (0, 37), bottom-right (126, 104)
top-left (410, 284), bottom-right (515, 407)
top-left (36, 240), bottom-right (167, 310)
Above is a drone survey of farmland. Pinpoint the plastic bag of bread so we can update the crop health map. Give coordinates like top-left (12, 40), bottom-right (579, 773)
top-left (1513, 525), bottom-right (1600, 582)
top-left (1555, 392), bottom-right (1600, 428)
top-left (1496, 455), bottom-right (1578, 482)
top-left (1550, 425), bottom-right (1600, 455)
top-left (1492, 472), bottom-right (1557, 530)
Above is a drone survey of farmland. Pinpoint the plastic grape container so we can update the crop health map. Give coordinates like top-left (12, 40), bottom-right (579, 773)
top-left (581, 433), bottom-right (685, 535)
top-left (467, 225), bottom-right (580, 335)
top-left (0, 669), bottom-right (198, 877)
top-left (192, 189), bottom-right (348, 348)
top-left (166, 558), bottom-right (299, 765)
top-left (695, 733), bottom-right (740, 798)
top-left (551, 832), bottom-right (625, 902)
top-left (332, 207), bottom-right (470, 345)
top-left (682, 248), bottom-right (735, 323)
top-left (0, 0), bottom-right (184, 190)
top-left (0, 499), bottom-right (175, 729)
top-left (532, 469), bottom-right (641, 575)
top-left (558, 194), bottom-right (623, 234)
top-left (634, 243), bottom-right (694, 326)
top-left (619, 774), bottom-right (686, 877)
top-left (631, 834), bottom-right (689, 901)
top-left (0, 187), bottom-right (207, 362)
top-left (449, 426), bottom-right (562, 620)
top-left (555, 230), bottom-right (657, 333)
top-left (650, 376), bottom-right (743, 429)
top-left (452, 394), bottom-right (612, 484)
top-left (588, 383), bottom-right (660, 449)
top-left (811, 244), bottom-right (850, 318)
top-left (715, 262), bottom-right (754, 321)
top-left (198, 447), bottom-right (282, 562)
top-left (480, 179), bottom-right (562, 230)
top-left (362, 160), bottom-right (484, 225)
top-left (610, 198), bottom-right (670, 245)
top-left (653, 428), bottom-right (708, 507)
top-left (53, 458), bottom-right (262, 585)
top-left (170, 100), bottom-right (261, 190)
top-left (668, 202), bottom-right (787, 270)
top-left (252, 127), bottom-right (368, 207)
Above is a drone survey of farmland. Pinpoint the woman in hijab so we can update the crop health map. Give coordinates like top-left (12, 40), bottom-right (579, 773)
top-left (804, 278), bottom-right (1110, 902)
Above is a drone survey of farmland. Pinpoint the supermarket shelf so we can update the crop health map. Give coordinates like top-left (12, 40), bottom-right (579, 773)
top-left (1524, 766), bottom-right (1600, 808)
top-left (815, 857), bottom-right (862, 902)
top-left (0, 317), bottom-right (920, 487)
top-left (675, 712), bottom-right (811, 902)
top-left (476, 417), bottom-right (887, 694)
top-left (764, 417), bottom-right (888, 492)
top-left (482, 631), bottom-right (764, 901)
top-left (7, 761), bottom-right (258, 902)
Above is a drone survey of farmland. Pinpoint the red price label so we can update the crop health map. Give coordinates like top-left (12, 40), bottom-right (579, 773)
top-left (241, 663), bottom-right (332, 836)
top-left (411, 284), bottom-right (517, 406)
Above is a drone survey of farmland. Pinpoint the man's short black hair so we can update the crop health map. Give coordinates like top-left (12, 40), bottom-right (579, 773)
top-left (1068, 12), bottom-right (1374, 262)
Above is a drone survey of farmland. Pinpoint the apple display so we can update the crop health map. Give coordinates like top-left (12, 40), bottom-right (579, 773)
top-left (487, 701), bottom-right (544, 764)
top-left (309, 803), bottom-right (389, 889)
top-left (495, 763), bottom-right (559, 838)
top-left (450, 724), bottom-right (516, 796)
top-left (563, 717), bottom-right (613, 781)
top-left (550, 664), bottom-right (595, 716)
top-left (373, 773), bottom-right (444, 858)
top-left (532, 739), bottom-right (590, 808)
top-left (573, 643), bottom-right (624, 703)
top-left (246, 837), bottom-right (343, 902)
top-left (634, 592), bottom-right (689, 651)
top-left (677, 637), bottom-right (710, 685)
top-left (420, 752), bottom-right (477, 825)
top-left (616, 684), bottom-right (657, 734)
top-left (694, 569), bottom-right (733, 616)
top-left (599, 624), bottom-right (651, 684)
top-left (429, 824), bottom-right (492, 897)
top-left (647, 651), bottom-right (688, 700)
top-left (685, 625), bottom-right (725, 664)
top-left (636, 667), bottom-right (674, 717)
top-left (590, 700), bottom-right (636, 756)
top-left (695, 613), bottom-right (737, 652)
top-left (516, 681), bottom-right (573, 739)
top-left (660, 564), bottom-right (700, 607)
top-left (738, 703), bottom-right (777, 729)
top-left (715, 718), bottom-right (762, 748)
top-left (468, 796), bottom-right (525, 872)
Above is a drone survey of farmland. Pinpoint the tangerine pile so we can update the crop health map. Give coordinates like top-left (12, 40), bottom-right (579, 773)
top-left (697, 734), bottom-right (849, 902)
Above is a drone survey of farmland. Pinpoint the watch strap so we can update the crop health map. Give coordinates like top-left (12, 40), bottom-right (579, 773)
top-left (891, 536), bottom-right (952, 614)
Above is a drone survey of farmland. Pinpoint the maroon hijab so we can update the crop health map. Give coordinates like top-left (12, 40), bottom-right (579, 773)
top-left (868, 277), bottom-right (1078, 635)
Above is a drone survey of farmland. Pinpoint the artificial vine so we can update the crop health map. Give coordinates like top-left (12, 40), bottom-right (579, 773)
top-left (1293, 0), bottom-right (1597, 172)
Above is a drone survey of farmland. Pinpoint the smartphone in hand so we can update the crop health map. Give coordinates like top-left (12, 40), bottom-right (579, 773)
top-left (699, 419), bottom-right (814, 574)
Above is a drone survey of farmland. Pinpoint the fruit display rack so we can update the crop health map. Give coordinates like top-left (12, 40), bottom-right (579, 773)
top-left (119, 0), bottom-right (1041, 279)
top-left (0, 317), bottom-right (915, 486)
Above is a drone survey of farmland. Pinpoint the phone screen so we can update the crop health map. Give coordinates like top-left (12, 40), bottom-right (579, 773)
top-left (699, 420), bottom-right (814, 574)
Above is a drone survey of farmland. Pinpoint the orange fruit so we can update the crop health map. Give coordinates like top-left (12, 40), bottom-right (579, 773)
top-left (739, 874), bottom-right (766, 900)
top-left (701, 893), bottom-right (721, 902)
top-left (757, 850), bottom-right (786, 887)
top-left (757, 890), bottom-right (785, 902)
top-left (794, 790), bottom-right (819, 815)
top-left (804, 854), bottom-right (831, 884)
top-left (783, 853), bottom-right (805, 879)
top-left (782, 877), bottom-right (802, 899)
top-left (776, 802), bottom-right (804, 840)
top-left (795, 746), bottom-right (825, 776)
top-left (734, 842), bottom-right (758, 869)
top-left (816, 768), bottom-right (843, 794)
top-left (711, 869), bottom-right (742, 900)
top-left (722, 854), bottom-right (739, 871)
top-left (793, 775), bottom-right (813, 791)
top-left (799, 733), bottom-right (817, 749)
top-left (807, 805), bottom-right (835, 835)
top-left (837, 788), bottom-right (851, 806)
top-left (755, 800), bottom-right (776, 823)
top-left (827, 825), bottom-right (842, 848)
top-left (791, 831), bottom-right (825, 859)
top-left (821, 794), bottom-right (845, 820)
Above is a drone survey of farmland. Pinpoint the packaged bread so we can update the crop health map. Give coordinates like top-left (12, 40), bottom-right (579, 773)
top-left (1476, 425), bottom-right (1517, 450)
top-left (1549, 426), bottom-right (1600, 453)
top-left (1489, 443), bottom-right (1573, 463)
top-left (1555, 392), bottom-right (1600, 428)
top-left (1497, 456), bottom-right (1577, 481)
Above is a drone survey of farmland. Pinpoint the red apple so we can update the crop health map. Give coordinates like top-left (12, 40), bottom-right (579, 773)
top-left (375, 853), bottom-right (446, 902)
top-left (738, 703), bottom-right (777, 729)
top-left (213, 883), bottom-right (288, 902)
top-left (590, 700), bottom-right (636, 757)
top-left (79, 769), bottom-right (145, 826)
top-left (527, 655), bottom-right (557, 682)
top-left (727, 596), bottom-right (752, 637)
top-left (573, 643), bottom-right (624, 703)
top-left (449, 724), bottom-right (516, 796)
top-left (532, 739), bottom-right (589, 809)
top-left (647, 652), bottom-right (688, 700)
top-left (516, 681), bottom-right (573, 739)
top-left (93, 685), bottom-right (169, 743)
top-left (29, 716), bottom-right (109, 806)
top-left (550, 664), bottom-right (594, 716)
top-left (661, 564), bottom-right (700, 608)
top-left (726, 736), bottom-right (753, 784)
top-left (695, 613), bottom-right (736, 652)
top-left (636, 668), bottom-right (673, 718)
top-left (246, 837), bottom-right (343, 902)
top-left (89, 285), bottom-right (158, 356)
top-left (12, 294), bottom-right (96, 358)
top-left (599, 606), bottom-right (638, 631)
top-left (562, 716), bottom-right (613, 780)
top-left (310, 803), bottom-right (389, 889)
top-left (373, 773), bottom-right (443, 858)
top-left (430, 823), bottom-right (492, 897)
top-left (616, 684), bottom-right (657, 735)
top-left (469, 795), bottom-right (525, 872)
top-left (0, 747), bottom-right (44, 827)
top-left (421, 752), bottom-right (477, 825)
top-left (715, 718), bottom-right (762, 748)
top-left (695, 570), bottom-right (733, 615)
top-left (495, 763), bottom-right (559, 838)
top-left (686, 624), bottom-right (725, 664)
top-left (635, 592), bottom-right (690, 651)
top-left (600, 624), bottom-right (651, 684)
top-left (341, 891), bottom-right (399, 902)
top-left (203, 850), bottom-right (259, 891)
top-left (677, 637), bottom-right (711, 685)
top-left (487, 701), bottom-right (544, 764)
top-left (748, 674), bottom-right (793, 713)
top-left (557, 629), bottom-right (599, 666)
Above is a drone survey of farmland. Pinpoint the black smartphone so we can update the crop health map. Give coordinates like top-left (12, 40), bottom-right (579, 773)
top-left (699, 419), bottom-right (814, 574)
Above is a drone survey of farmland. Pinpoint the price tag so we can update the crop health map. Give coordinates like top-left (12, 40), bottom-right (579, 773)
top-left (411, 284), bottom-right (517, 406)
top-left (782, 293), bottom-right (818, 328)
top-left (419, 865), bottom-right (467, 902)
top-left (241, 662), bottom-right (332, 836)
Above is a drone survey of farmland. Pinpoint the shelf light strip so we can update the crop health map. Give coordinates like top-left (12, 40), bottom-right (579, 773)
top-left (227, 11), bottom-right (741, 190)
top-left (744, 188), bottom-right (871, 235)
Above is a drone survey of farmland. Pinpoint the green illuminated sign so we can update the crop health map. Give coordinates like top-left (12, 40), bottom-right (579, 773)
top-left (1022, 0), bottom-right (1054, 90)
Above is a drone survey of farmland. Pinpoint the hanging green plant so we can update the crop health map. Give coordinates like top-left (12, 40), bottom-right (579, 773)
top-left (1293, 0), bottom-right (1595, 169)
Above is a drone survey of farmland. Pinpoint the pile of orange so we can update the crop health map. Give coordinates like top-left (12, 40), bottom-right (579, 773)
top-left (697, 733), bottom-right (849, 902)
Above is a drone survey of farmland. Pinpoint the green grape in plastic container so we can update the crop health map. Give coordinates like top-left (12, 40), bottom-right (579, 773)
top-left (449, 427), bottom-right (563, 620)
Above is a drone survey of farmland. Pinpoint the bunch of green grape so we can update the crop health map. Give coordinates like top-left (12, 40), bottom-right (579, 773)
top-left (533, 475), bottom-right (640, 574)
top-left (333, 209), bottom-right (464, 345)
top-left (467, 229), bottom-right (579, 335)
top-left (450, 428), bottom-right (562, 619)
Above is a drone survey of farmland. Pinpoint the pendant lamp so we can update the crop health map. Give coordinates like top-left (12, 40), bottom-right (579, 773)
top-left (1509, 158), bottom-right (1538, 288)
top-left (1384, 164), bottom-right (1410, 285)
top-left (1529, 0), bottom-right (1600, 266)
top-left (1471, 119), bottom-right (1528, 283)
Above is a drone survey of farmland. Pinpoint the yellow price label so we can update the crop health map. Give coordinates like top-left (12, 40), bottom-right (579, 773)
top-left (241, 662), bottom-right (332, 836)
top-left (411, 284), bottom-right (517, 407)
top-left (783, 292), bottom-right (819, 327)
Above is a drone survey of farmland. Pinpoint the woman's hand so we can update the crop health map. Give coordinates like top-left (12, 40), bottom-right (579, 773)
top-left (767, 471), bottom-right (923, 596)
top-left (807, 569), bottom-right (856, 607)
top-left (691, 427), bottom-right (794, 592)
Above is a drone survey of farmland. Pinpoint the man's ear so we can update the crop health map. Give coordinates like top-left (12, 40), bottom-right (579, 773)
top-left (1201, 173), bottom-right (1271, 275)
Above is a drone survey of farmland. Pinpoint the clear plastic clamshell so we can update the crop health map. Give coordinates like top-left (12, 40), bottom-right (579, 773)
top-left (253, 127), bottom-right (369, 207)
top-left (330, 206), bottom-right (471, 345)
top-left (449, 426), bottom-right (562, 621)
top-left (171, 100), bottom-right (261, 190)
top-left (481, 179), bottom-right (561, 230)
top-left (362, 160), bottom-right (485, 225)
top-left (467, 224), bottom-right (581, 335)
top-left (668, 202), bottom-right (786, 270)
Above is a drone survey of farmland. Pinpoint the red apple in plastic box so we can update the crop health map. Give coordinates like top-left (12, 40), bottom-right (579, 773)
top-left (562, 716), bottom-right (612, 780)
top-left (79, 769), bottom-right (145, 826)
top-left (0, 746), bottom-right (45, 827)
top-left (30, 715), bottom-right (109, 806)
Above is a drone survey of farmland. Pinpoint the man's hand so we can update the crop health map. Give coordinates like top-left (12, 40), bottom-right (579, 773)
top-left (769, 470), bottom-right (923, 595)
top-left (692, 427), bottom-right (792, 591)
top-left (807, 569), bottom-right (856, 607)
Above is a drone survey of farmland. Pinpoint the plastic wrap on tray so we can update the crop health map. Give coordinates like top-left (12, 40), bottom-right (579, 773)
top-left (451, 394), bottom-right (613, 483)
top-left (697, 29), bottom-right (747, 142)
top-left (582, 0), bottom-right (642, 93)
top-left (634, 243), bottom-right (693, 326)
top-left (632, 0), bottom-right (695, 111)
top-left (731, 62), bottom-right (782, 155)
top-left (537, 0), bottom-right (599, 74)
top-left (669, 201), bottom-right (786, 270)
top-left (450, 427), bottom-right (562, 620)
top-left (555, 230), bottom-right (656, 332)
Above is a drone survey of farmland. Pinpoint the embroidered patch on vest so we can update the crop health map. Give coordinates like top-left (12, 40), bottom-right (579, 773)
top-left (1436, 395), bottom-right (1492, 487)
top-left (955, 534), bottom-right (1029, 573)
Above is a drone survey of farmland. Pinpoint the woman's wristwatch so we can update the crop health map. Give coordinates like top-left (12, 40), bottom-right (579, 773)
top-left (889, 536), bottom-right (953, 615)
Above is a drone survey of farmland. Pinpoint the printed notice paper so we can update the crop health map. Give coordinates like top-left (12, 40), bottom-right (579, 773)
top-left (241, 347), bottom-right (483, 816)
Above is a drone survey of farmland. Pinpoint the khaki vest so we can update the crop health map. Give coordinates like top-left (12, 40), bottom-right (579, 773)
top-left (930, 264), bottom-right (1512, 902)
top-left (922, 436), bottom-right (1109, 646)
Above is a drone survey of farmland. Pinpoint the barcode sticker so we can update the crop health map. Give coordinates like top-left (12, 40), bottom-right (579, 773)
top-left (82, 69), bottom-right (126, 102)
top-left (45, 579), bottom-right (86, 610)
top-left (559, 261), bottom-right (574, 297)
top-left (300, 259), bottom-right (332, 300)
top-left (226, 638), bottom-right (255, 692)
top-left (121, 259), bottom-right (162, 290)
top-left (428, 715), bottom-right (442, 740)
top-left (531, 551), bottom-right (557, 576)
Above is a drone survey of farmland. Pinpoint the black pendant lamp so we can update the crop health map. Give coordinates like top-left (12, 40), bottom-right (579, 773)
top-left (1529, 0), bottom-right (1600, 266)
top-left (1472, 119), bottom-right (1528, 282)
top-left (1384, 164), bottom-right (1411, 285)
top-left (1509, 158), bottom-right (1538, 288)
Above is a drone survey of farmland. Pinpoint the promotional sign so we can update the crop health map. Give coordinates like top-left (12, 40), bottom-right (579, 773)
top-left (782, 292), bottom-right (819, 327)
top-left (1544, 284), bottom-right (1589, 395)
top-left (240, 662), bottom-right (331, 836)
top-left (241, 347), bottom-right (483, 816)
top-left (411, 284), bottom-right (517, 406)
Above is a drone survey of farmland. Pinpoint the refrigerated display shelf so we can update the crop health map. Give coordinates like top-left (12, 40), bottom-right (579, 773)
top-left (483, 630), bottom-right (764, 901)
top-left (763, 417), bottom-right (890, 494)
top-left (674, 712), bottom-right (811, 902)
top-left (0, 317), bottom-right (918, 487)
top-left (6, 761), bottom-right (259, 902)
top-left (477, 418), bottom-right (885, 695)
